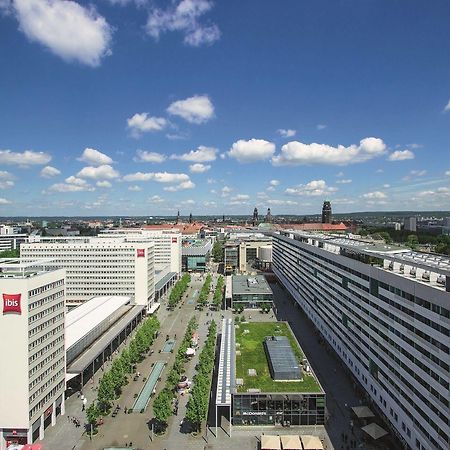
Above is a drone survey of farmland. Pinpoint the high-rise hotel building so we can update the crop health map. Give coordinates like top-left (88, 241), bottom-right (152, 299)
top-left (21, 237), bottom-right (155, 307)
top-left (272, 231), bottom-right (449, 450)
top-left (0, 260), bottom-right (66, 449)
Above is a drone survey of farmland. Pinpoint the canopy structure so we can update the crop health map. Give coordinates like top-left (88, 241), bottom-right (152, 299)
top-left (361, 423), bottom-right (389, 440)
top-left (300, 435), bottom-right (324, 450)
top-left (186, 348), bottom-right (195, 356)
top-left (351, 406), bottom-right (375, 419)
top-left (261, 435), bottom-right (281, 450)
top-left (280, 434), bottom-right (302, 449)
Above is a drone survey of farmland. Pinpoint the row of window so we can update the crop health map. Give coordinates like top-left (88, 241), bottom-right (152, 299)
top-left (28, 279), bottom-right (64, 298)
top-left (28, 313), bottom-right (64, 336)
top-left (29, 380), bottom-right (65, 419)
top-left (30, 357), bottom-right (64, 390)
top-left (29, 301), bottom-right (64, 324)
top-left (29, 290), bottom-right (64, 311)
top-left (29, 323), bottom-right (64, 346)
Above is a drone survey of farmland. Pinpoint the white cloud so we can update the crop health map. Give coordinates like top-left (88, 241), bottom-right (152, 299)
top-left (362, 191), bottom-right (387, 200)
top-left (0, 171), bottom-right (14, 189)
top-left (206, 178), bottom-right (215, 184)
top-left (388, 150), bottom-right (415, 161)
top-left (171, 145), bottom-right (217, 162)
top-left (48, 183), bottom-right (94, 193)
top-left (317, 124), bottom-right (327, 130)
top-left (230, 194), bottom-right (250, 201)
top-left (133, 150), bottom-right (166, 163)
top-left (417, 187), bottom-right (450, 198)
top-left (0, 149), bottom-right (51, 166)
top-left (272, 137), bottom-right (386, 166)
top-left (220, 185), bottom-right (232, 197)
top-left (286, 180), bottom-right (338, 197)
top-left (96, 180), bottom-right (112, 188)
top-left (12, 0), bottom-right (112, 67)
top-left (145, 0), bottom-right (220, 47)
top-left (0, 198), bottom-right (12, 204)
top-left (77, 165), bottom-right (119, 179)
top-left (78, 147), bottom-right (113, 166)
top-left (167, 95), bottom-right (214, 124)
top-left (123, 171), bottom-right (190, 183)
top-left (203, 200), bottom-right (216, 207)
top-left (66, 176), bottom-right (88, 186)
top-left (40, 165), bottom-right (60, 178)
top-left (336, 171), bottom-right (344, 177)
top-left (128, 185), bottom-right (142, 192)
top-left (228, 139), bottom-right (276, 163)
top-left (267, 199), bottom-right (298, 206)
top-left (443, 100), bottom-right (450, 112)
top-left (189, 163), bottom-right (211, 173)
top-left (163, 180), bottom-right (195, 191)
top-left (402, 170), bottom-right (426, 181)
top-left (269, 179), bottom-right (280, 186)
top-left (336, 179), bottom-right (352, 184)
top-left (127, 113), bottom-right (167, 137)
top-left (383, 184), bottom-right (391, 188)
top-left (277, 129), bottom-right (296, 138)
top-left (149, 195), bottom-right (164, 203)
top-left (446, 171), bottom-right (450, 176)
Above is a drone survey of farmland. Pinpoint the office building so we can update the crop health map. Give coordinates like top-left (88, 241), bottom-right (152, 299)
top-left (182, 239), bottom-right (213, 272)
top-left (21, 237), bottom-right (155, 307)
top-left (0, 260), bottom-right (66, 449)
top-left (404, 217), bottom-right (417, 232)
top-left (0, 233), bottom-right (28, 252)
top-left (272, 231), bottom-right (450, 450)
top-left (228, 275), bottom-right (273, 309)
top-left (224, 236), bottom-right (272, 274)
top-left (321, 201), bottom-right (332, 224)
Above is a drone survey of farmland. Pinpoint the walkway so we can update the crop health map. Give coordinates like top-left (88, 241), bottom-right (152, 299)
top-left (132, 361), bottom-right (166, 412)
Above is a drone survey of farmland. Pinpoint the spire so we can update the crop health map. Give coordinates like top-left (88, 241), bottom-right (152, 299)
top-left (189, 212), bottom-right (193, 224)
top-left (252, 207), bottom-right (259, 226)
top-left (176, 210), bottom-right (180, 224)
top-left (265, 208), bottom-right (272, 223)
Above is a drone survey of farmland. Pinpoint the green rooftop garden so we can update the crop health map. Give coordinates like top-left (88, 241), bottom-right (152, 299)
top-left (235, 322), bottom-right (322, 393)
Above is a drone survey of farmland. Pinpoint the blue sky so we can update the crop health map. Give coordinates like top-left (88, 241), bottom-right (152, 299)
top-left (0, 0), bottom-right (449, 216)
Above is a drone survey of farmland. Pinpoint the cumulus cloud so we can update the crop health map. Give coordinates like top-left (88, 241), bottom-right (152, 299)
top-left (171, 145), bottom-right (217, 162)
top-left (145, 0), bottom-right (220, 47)
top-left (286, 180), bottom-right (338, 196)
top-left (123, 171), bottom-right (190, 183)
top-left (189, 163), bottom-right (211, 173)
top-left (267, 199), bottom-right (298, 206)
top-left (228, 139), bottom-right (276, 163)
top-left (277, 129), bottom-right (296, 138)
top-left (446, 171), bottom-right (450, 176)
top-left (133, 150), bottom-right (166, 163)
top-left (388, 150), bottom-right (415, 161)
top-left (78, 147), bottom-right (113, 166)
top-left (96, 180), bottom-right (112, 188)
top-left (167, 95), bottom-right (214, 124)
top-left (127, 113), bottom-right (167, 137)
top-left (336, 179), bottom-right (352, 184)
top-left (0, 198), bottom-right (12, 204)
top-left (443, 100), bottom-right (450, 112)
top-left (220, 185), bottom-right (232, 197)
top-left (40, 165), bottom-right (60, 178)
top-left (149, 195), bottom-right (164, 203)
top-left (270, 179), bottom-right (280, 186)
top-left (0, 149), bottom-right (51, 166)
top-left (66, 176), bottom-right (89, 186)
top-left (12, 0), bottom-right (112, 67)
top-left (316, 124), bottom-right (327, 130)
top-left (230, 194), bottom-right (250, 201)
top-left (77, 165), bottom-right (119, 179)
top-left (128, 185), bottom-right (142, 191)
top-left (0, 171), bottom-right (14, 189)
top-left (272, 137), bottom-right (386, 166)
top-left (48, 183), bottom-right (94, 193)
top-left (362, 191), bottom-right (387, 200)
top-left (163, 180), bottom-right (195, 191)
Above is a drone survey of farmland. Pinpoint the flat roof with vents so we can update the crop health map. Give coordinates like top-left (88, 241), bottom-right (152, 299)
top-left (264, 336), bottom-right (302, 381)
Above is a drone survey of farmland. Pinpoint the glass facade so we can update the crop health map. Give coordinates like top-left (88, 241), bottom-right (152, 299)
top-left (233, 393), bottom-right (325, 426)
top-left (232, 292), bottom-right (273, 309)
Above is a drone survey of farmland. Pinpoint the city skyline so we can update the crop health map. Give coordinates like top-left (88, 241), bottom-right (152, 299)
top-left (0, 0), bottom-right (450, 216)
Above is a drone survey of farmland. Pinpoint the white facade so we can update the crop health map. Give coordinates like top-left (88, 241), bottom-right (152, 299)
top-left (21, 237), bottom-right (155, 307)
top-left (0, 262), bottom-right (66, 449)
top-left (0, 234), bottom-right (28, 252)
top-left (100, 228), bottom-right (182, 274)
top-left (272, 231), bottom-right (450, 450)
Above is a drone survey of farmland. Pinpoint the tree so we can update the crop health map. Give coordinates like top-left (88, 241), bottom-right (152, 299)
top-left (406, 234), bottom-right (419, 249)
top-left (0, 249), bottom-right (20, 258)
top-left (378, 232), bottom-right (392, 244)
top-left (212, 241), bottom-right (224, 262)
top-left (153, 388), bottom-right (173, 431)
top-left (86, 402), bottom-right (100, 432)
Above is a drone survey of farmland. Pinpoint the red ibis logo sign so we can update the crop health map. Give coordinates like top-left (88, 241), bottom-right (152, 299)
top-left (137, 249), bottom-right (145, 258)
top-left (3, 294), bottom-right (22, 315)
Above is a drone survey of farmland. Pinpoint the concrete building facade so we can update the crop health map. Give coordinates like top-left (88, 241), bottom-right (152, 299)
top-left (21, 237), bottom-right (155, 307)
top-left (0, 261), bottom-right (66, 449)
top-left (272, 231), bottom-right (450, 450)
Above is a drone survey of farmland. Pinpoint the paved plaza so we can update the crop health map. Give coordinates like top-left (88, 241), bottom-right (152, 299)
top-left (40, 273), bottom-right (401, 450)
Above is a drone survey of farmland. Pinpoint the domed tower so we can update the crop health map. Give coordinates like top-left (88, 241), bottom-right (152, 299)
top-left (322, 201), bottom-right (332, 224)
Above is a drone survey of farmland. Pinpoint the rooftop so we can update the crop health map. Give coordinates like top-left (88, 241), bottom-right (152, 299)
top-left (182, 239), bottom-right (213, 256)
top-left (232, 275), bottom-right (273, 296)
top-left (264, 336), bottom-right (302, 381)
top-left (0, 258), bottom-right (58, 278)
top-left (234, 322), bottom-right (323, 393)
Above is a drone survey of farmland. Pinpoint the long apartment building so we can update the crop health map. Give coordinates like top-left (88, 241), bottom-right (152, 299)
top-left (21, 237), bottom-right (154, 307)
top-left (0, 260), bottom-right (66, 449)
top-left (272, 231), bottom-right (450, 450)
top-left (100, 228), bottom-right (182, 274)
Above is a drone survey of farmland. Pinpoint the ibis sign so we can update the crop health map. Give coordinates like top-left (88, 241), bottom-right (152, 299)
top-left (2, 293), bottom-right (22, 315)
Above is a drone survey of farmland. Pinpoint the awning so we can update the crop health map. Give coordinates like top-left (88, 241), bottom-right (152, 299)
top-left (361, 423), bottom-right (388, 440)
top-left (280, 434), bottom-right (302, 449)
top-left (148, 302), bottom-right (160, 314)
top-left (261, 435), bottom-right (281, 450)
top-left (186, 348), bottom-right (195, 356)
top-left (65, 372), bottom-right (79, 383)
top-left (351, 405), bottom-right (375, 419)
top-left (300, 435), bottom-right (324, 450)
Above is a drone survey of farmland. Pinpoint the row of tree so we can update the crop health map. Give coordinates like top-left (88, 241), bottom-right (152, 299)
top-left (197, 274), bottom-right (212, 308)
top-left (212, 276), bottom-right (224, 309)
top-left (185, 320), bottom-right (217, 432)
top-left (153, 317), bottom-right (198, 432)
top-left (168, 273), bottom-right (191, 309)
top-left (86, 316), bottom-right (160, 431)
